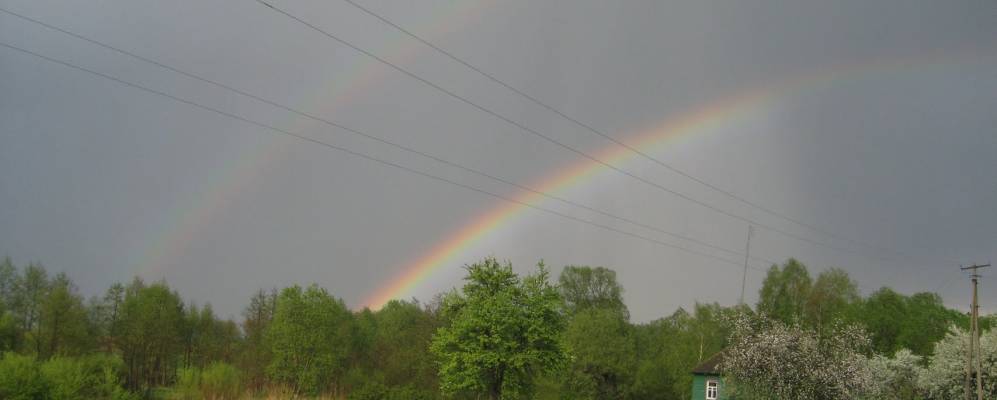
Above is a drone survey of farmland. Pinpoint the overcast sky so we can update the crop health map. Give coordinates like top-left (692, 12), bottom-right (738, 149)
top-left (1, 0), bottom-right (995, 322)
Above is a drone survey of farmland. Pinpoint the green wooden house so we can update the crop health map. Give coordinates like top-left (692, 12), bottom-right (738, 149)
top-left (690, 352), bottom-right (728, 400)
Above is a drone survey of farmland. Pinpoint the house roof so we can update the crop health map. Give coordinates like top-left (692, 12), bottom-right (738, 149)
top-left (691, 351), bottom-right (725, 375)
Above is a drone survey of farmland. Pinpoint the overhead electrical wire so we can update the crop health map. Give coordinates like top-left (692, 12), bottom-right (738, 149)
top-left (0, 40), bottom-right (780, 278)
top-left (339, 0), bottom-right (954, 269)
top-left (0, 7), bottom-right (779, 267)
top-left (253, 0), bottom-right (942, 270)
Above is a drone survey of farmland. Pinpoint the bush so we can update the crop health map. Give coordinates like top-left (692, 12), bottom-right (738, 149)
top-left (0, 353), bottom-right (47, 400)
top-left (172, 363), bottom-right (242, 400)
top-left (41, 354), bottom-right (137, 400)
top-left (82, 354), bottom-right (137, 400)
top-left (201, 362), bottom-right (241, 399)
top-left (41, 357), bottom-right (88, 400)
top-left (172, 367), bottom-right (201, 400)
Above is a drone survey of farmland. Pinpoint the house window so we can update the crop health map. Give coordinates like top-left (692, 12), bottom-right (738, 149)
top-left (706, 380), bottom-right (718, 400)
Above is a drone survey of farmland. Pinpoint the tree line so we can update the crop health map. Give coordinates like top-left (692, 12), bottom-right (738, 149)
top-left (0, 255), bottom-right (982, 399)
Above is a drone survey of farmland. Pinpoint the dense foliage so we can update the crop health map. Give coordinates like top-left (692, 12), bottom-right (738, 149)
top-left (431, 258), bottom-right (566, 399)
top-left (0, 255), bottom-right (985, 399)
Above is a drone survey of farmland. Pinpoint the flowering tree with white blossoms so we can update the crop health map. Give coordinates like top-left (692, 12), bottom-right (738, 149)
top-left (918, 327), bottom-right (997, 399)
top-left (865, 348), bottom-right (923, 400)
top-left (721, 314), bottom-right (874, 400)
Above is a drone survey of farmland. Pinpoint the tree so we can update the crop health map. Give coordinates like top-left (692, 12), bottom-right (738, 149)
top-left (558, 266), bottom-right (628, 319)
top-left (266, 284), bottom-right (354, 396)
top-left (866, 348), bottom-right (922, 400)
top-left (918, 326), bottom-right (997, 399)
top-left (115, 279), bottom-right (185, 389)
top-left (431, 258), bottom-right (567, 399)
top-left (898, 292), bottom-right (961, 357)
top-left (0, 257), bottom-right (18, 312)
top-left (97, 283), bottom-right (125, 353)
top-left (561, 307), bottom-right (635, 400)
top-left (19, 262), bottom-right (49, 354)
top-left (805, 268), bottom-right (859, 335)
top-left (756, 258), bottom-right (812, 324)
top-left (862, 287), bottom-right (909, 355)
top-left (239, 288), bottom-right (275, 391)
top-left (369, 300), bottom-right (439, 392)
top-left (39, 272), bottom-right (91, 357)
top-left (723, 314), bottom-right (873, 400)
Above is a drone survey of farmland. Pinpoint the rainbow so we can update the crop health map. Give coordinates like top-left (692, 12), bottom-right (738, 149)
top-left (119, 1), bottom-right (994, 306)
top-left (361, 48), bottom-right (994, 309)
top-left (141, 1), bottom-right (496, 277)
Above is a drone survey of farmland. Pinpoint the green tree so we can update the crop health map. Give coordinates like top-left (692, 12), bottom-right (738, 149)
top-left (0, 257), bottom-right (19, 312)
top-left (369, 300), bottom-right (439, 392)
top-left (239, 288), bottom-right (275, 392)
top-left (862, 287), bottom-right (908, 355)
top-left (20, 262), bottom-right (49, 355)
top-left (558, 266), bottom-right (628, 319)
top-left (115, 279), bottom-right (185, 390)
top-left (561, 307), bottom-right (635, 400)
top-left (805, 268), bottom-right (860, 335)
top-left (431, 258), bottom-right (567, 400)
top-left (557, 266), bottom-right (634, 399)
top-left (898, 292), bottom-right (960, 357)
top-left (39, 273), bottom-right (92, 357)
top-left (757, 258), bottom-right (812, 324)
top-left (266, 284), bottom-right (353, 396)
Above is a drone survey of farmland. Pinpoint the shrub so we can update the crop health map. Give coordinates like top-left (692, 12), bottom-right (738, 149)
top-left (201, 362), bottom-right (241, 399)
top-left (40, 354), bottom-right (137, 400)
top-left (173, 367), bottom-right (201, 400)
top-left (0, 353), bottom-right (47, 400)
top-left (41, 357), bottom-right (88, 400)
top-left (172, 363), bottom-right (242, 400)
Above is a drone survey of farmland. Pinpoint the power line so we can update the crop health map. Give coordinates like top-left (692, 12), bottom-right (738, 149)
top-left (254, 0), bottom-right (937, 270)
top-left (0, 40), bottom-right (778, 278)
top-left (341, 0), bottom-right (959, 270)
top-left (0, 7), bottom-right (779, 268)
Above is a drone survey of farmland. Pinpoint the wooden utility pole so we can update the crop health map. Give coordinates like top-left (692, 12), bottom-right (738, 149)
top-left (739, 225), bottom-right (753, 306)
top-left (961, 263), bottom-right (990, 400)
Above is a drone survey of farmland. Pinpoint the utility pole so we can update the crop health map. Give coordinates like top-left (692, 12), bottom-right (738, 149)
top-left (961, 263), bottom-right (990, 400)
top-left (739, 225), bottom-right (754, 306)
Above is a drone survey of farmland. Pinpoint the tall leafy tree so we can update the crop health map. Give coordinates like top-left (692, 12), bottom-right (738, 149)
top-left (757, 258), bottom-right (812, 324)
top-left (0, 258), bottom-right (22, 353)
top-left (558, 266), bottom-right (628, 319)
top-left (561, 307), bottom-right (635, 400)
top-left (805, 267), bottom-right (860, 335)
top-left (240, 288), bottom-right (275, 391)
top-left (899, 292), bottom-right (961, 357)
top-left (862, 287), bottom-right (908, 355)
top-left (370, 300), bottom-right (439, 391)
top-left (266, 284), bottom-right (353, 396)
top-left (19, 262), bottom-right (49, 354)
top-left (0, 257), bottom-right (18, 311)
top-left (39, 272), bottom-right (91, 357)
top-left (115, 279), bottom-right (185, 389)
top-left (431, 258), bottom-right (566, 399)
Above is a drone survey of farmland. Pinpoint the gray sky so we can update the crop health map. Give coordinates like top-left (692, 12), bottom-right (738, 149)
top-left (1, 0), bottom-right (995, 322)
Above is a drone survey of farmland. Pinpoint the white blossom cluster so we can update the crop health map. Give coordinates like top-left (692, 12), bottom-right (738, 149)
top-left (864, 349), bottom-right (922, 399)
top-left (721, 314), bottom-right (874, 400)
top-left (916, 327), bottom-right (997, 399)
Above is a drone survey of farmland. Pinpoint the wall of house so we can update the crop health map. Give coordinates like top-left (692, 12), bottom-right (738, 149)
top-left (690, 374), bottom-right (727, 400)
